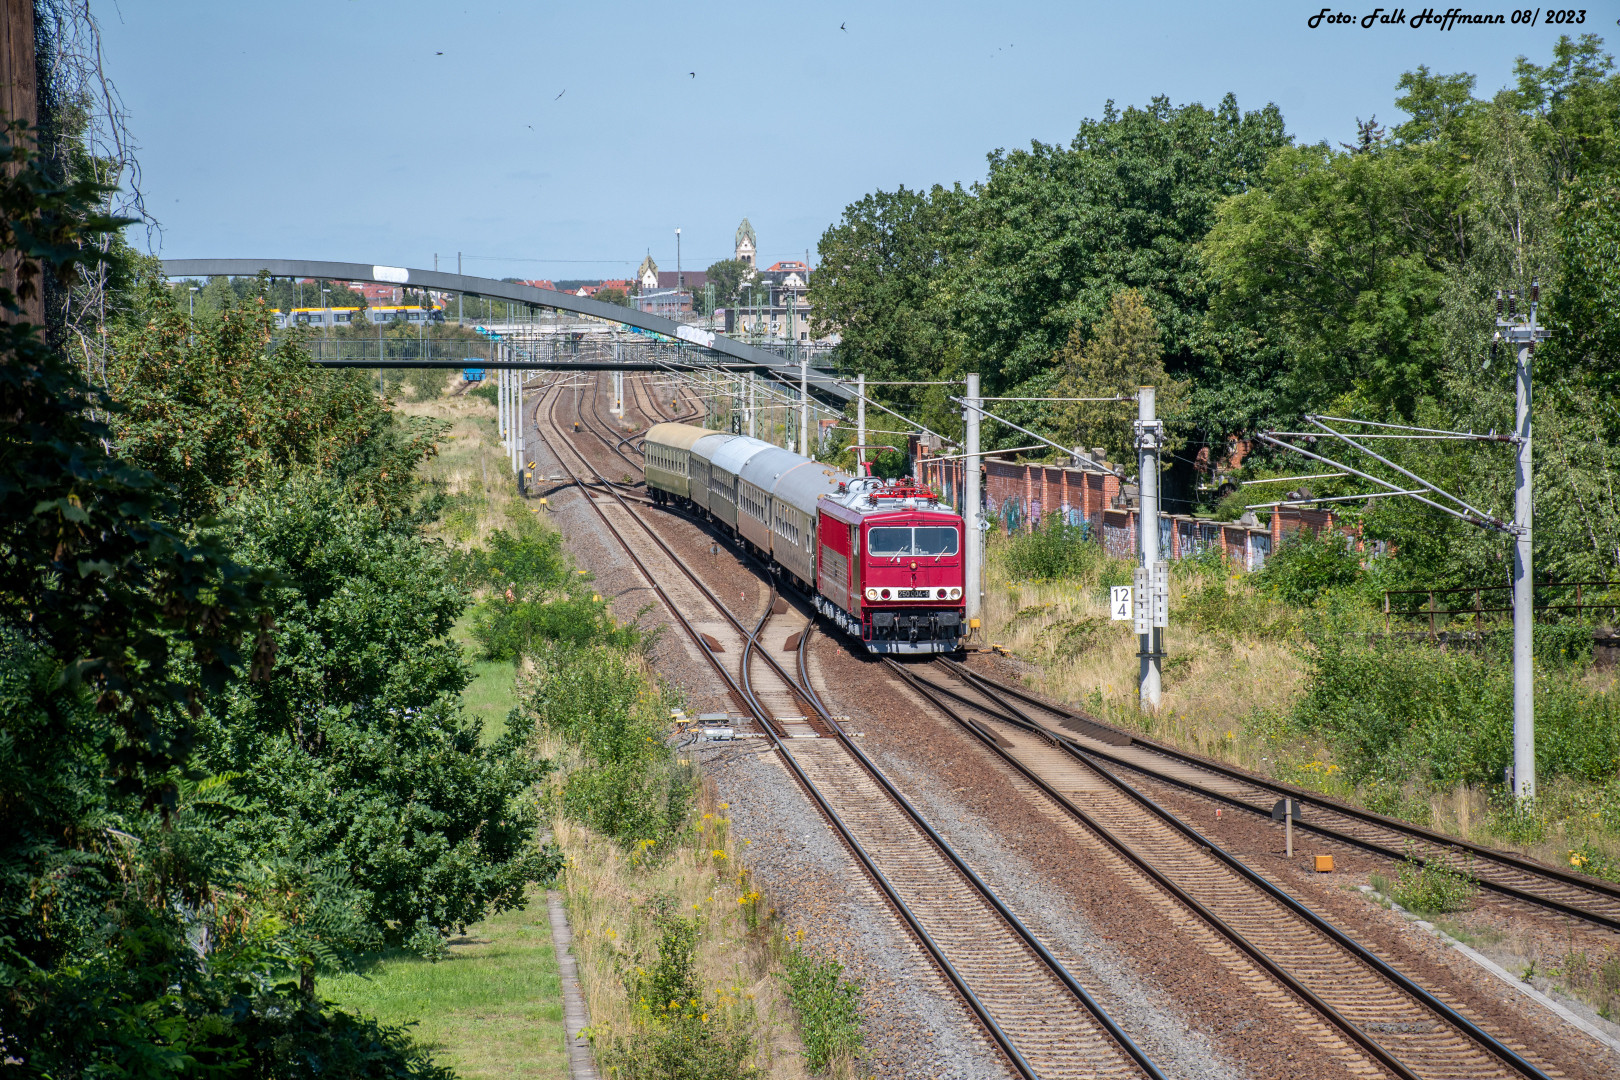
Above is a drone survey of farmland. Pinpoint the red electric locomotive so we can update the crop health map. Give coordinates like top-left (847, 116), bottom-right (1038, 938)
top-left (812, 475), bottom-right (966, 653)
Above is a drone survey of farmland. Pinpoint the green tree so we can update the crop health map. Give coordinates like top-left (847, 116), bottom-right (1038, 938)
top-left (112, 274), bottom-right (439, 520)
top-left (1202, 137), bottom-right (1461, 416)
top-left (0, 120), bottom-right (447, 1079)
top-left (1051, 288), bottom-right (1183, 464)
top-left (595, 286), bottom-right (631, 307)
top-left (950, 95), bottom-right (1288, 402)
top-left (811, 185), bottom-right (967, 397)
top-left (703, 258), bottom-right (753, 308)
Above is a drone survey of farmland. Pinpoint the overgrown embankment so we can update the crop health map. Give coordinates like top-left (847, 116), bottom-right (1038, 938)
top-left (984, 520), bottom-right (1620, 881)
top-left (507, 573), bottom-right (865, 1078)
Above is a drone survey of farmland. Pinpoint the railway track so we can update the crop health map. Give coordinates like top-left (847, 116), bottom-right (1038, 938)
top-left (888, 660), bottom-right (1568, 1080)
top-left (924, 659), bottom-right (1620, 936)
top-left (533, 377), bottom-right (1168, 1080)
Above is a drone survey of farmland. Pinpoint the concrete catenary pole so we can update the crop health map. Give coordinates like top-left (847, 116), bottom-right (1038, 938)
top-left (515, 363), bottom-right (524, 475)
top-left (1513, 319), bottom-right (1534, 799)
top-left (1503, 286), bottom-right (1542, 800)
top-left (497, 363), bottom-right (507, 458)
top-left (964, 373), bottom-right (983, 630)
top-left (1138, 386), bottom-right (1163, 712)
top-left (856, 373), bottom-right (867, 472)
top-left (799, 352), bottom-right (810, 457)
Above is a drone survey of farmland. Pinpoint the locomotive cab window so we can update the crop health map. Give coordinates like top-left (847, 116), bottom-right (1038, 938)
top-left (914, 527), bottom-right (959, 556)
top-left (868, 527), bottom-right (912, 556)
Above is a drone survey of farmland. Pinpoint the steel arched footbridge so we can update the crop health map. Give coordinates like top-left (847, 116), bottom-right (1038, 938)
top-left (160, 258), bottom-right (850, 405)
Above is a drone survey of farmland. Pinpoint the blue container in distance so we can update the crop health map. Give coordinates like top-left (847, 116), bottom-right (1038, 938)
top-left (462, 367), bottom-right (485, 382)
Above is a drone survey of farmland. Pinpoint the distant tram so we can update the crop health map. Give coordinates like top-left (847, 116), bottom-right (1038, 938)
top-left (273, 305), bottom-right (446, 330)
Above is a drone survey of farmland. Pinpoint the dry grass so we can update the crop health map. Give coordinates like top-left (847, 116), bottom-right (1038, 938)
top-left (980, 536), bottom-right (1309, 771)
top-left (550, 778), bottom-right (812, 1078)
top-left (396, 382), bottom-right (533, 547)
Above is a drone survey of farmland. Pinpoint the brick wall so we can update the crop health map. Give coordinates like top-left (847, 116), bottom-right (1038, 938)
top-left (914, 458), bottom-right (1359, 572)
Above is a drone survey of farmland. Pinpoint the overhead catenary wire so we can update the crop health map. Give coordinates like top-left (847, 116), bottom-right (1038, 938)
top-left (952, 396), bottom-right (1132, 481)
top-left (981, 395), bottom-right (1135, 403)
top-left (1254, 432), bottom-right (1510, 533)
top-left (1313, 414), bottom-right (1513, 441)
top-left (1241, 472), bottom-right (1346, 486)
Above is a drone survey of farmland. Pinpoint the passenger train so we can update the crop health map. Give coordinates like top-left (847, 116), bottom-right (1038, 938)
top-left (642, 423), bottom-right (966, 654)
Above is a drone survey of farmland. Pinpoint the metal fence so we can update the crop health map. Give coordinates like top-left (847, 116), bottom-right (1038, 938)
top-left (1384, 581), bottom-right (1620, 634)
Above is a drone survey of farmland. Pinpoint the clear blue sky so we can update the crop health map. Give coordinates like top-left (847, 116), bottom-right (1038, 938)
top-left (99, 0), bottom-right (1589, 281)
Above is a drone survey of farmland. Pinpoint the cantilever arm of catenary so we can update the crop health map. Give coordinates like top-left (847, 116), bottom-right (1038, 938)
top-left (1253, 432), bottom-right (1511, 534)
top-left (1305, 416), bottom-right (1505, 525)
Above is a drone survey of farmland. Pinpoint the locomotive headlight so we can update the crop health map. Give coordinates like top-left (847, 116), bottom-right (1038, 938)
top-left (880, 588), bottom-right (891, 600)
top-left (949, 587), bottom-right (962, 600)
top-left (864, 588), bottom-right (878, 601)
top-left (937, 588), bottom-right (947, 599)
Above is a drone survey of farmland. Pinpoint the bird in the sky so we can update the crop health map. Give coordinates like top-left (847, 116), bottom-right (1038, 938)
top-left (840, 22), bottom-right (846, 30)
top-left (555, 89), bottom-right (565, 100)
top-left (435, 51), bottom-right (443, 55)
top-left (689, 71), bottom-right (696, 78)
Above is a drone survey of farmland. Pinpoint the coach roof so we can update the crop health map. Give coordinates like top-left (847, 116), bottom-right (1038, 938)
top-left (773, 461), bottom-right (849, 518)
top-left (645, 422), bottom-right (718, 452)
top-left (703, 435), bottom-right (776, 474)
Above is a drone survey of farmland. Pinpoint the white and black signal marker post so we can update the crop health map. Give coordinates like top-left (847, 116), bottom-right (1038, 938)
top-left (1135, 386), bottom-right (1166, 712)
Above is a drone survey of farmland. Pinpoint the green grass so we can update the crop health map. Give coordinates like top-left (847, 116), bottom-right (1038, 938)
top-left (321, 891), bottom-right (568, 1080)
top-left (465, 658), bottom-right (520, 743)
top-left (450, 609), bottom-right (520, 745)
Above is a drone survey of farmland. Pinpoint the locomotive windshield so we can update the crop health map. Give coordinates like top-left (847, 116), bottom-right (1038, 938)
top-left (867, 527), bottom-right (912, 556)
top-left (866, 526), bottom-right (959, 558)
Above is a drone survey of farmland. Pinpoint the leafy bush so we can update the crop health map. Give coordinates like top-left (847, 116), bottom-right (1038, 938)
top-left (205, 479), bottom-right (559, 952)
top-left (457, 528), bottom-right (569, 596)
top-left (1390, 844), bottom-right (1477, 914)
top-left (1568, 842), bottom-right (1620, 883)
top-left (1256, 528), bottom-right (1365, 606)
top-left (1486, 620), bottom-right (1595, 669)
top-left (472, 594), bottom-right (638, 661)
top-left (528, 643), bottom-right (695, 848)
top-left (1002, 517), bottom-right (1108, 581)
top-left (782, 944), bottom-right (864, 1071)
top-left (596, 911), bottom-right (754, 1080)
top-left (469, 382), bottom-right (498, 405)
top-left (1291, 636), bottom-right (1620, 788)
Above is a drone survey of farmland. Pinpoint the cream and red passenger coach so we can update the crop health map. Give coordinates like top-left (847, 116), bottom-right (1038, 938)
top-left (643, 422), bottom-right (966, 653)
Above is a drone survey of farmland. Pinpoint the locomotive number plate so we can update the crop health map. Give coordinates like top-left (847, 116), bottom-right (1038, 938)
top-left (896, 588), bottom-right (930, 599)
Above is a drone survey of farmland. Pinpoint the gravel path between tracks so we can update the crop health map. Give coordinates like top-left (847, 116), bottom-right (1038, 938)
top-left (951, 653), bottom-right (1620, 1079)
top-left (861, 738), bottom-right (1248, 1080)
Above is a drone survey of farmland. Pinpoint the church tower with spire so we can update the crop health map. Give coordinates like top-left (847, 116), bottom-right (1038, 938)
top-left (734, 218), bottom-right (756, 267)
